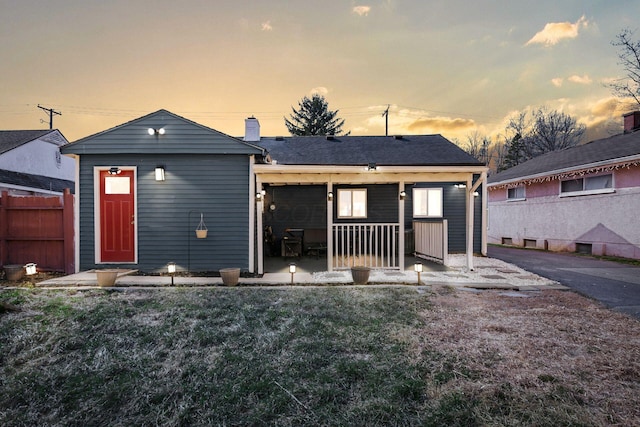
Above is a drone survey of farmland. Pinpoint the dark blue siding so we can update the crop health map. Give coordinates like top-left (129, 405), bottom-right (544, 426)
top-left (78, 154), bottom-right (252, 273)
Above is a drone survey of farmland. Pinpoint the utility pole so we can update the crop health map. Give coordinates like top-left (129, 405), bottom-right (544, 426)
top-left (382, 104), bottom-right (390, 136)
top-left (37, 104), bottom-right (62, 129)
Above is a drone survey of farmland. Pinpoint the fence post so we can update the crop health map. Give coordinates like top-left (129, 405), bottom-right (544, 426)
top-left (63, 188), bottom-right (75, 274)
top-left (0, 191), bottom-right (7, 266)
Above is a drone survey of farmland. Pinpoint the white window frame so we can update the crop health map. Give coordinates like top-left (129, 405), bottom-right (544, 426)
top-left (337, 188), bottom-right (367, 218)
top-left (559, 173), bottom-right (614, 197)
top-left (413, 187), bottom-right (443, 218)
top-left (507, 185), bottom-right (525, 201)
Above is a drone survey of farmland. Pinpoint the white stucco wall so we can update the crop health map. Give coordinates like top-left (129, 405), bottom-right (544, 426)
top-left (488, 187), bottom-right (640, 259)
top-left (0, 137), bottom-right (74, 181)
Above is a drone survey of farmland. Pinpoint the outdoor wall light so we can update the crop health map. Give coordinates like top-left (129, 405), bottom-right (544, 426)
top-left (256, 192), bottom-right (263, 200)
top-left (414, 262), bottom-right (423, 284)
top-left (399, 190), bottom-right (406, 200)
top-left (25, 263), bottom-right (37, 276)
top-left (108, 167), bottom-right (121, 175)
top-left (289, 263), bottom-right (296, 284)
top-left (148, 127), bottom-right (165, 135)
top-left (454, 183), bottom-right (466, 189)
top-left (167, 262), bottom-right (176, 285)
top-left (155, 166), bottom-right (165, 181)
top-left (327, 191), bottom-right (333, 201)
top-left (473, 191), bottom-right (479, 197)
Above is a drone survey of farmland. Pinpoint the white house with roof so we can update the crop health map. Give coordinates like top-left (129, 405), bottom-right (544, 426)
top-left (0, 130), bottom-right (74, 195)
top-left (487, 112), bottom-right (640, 260)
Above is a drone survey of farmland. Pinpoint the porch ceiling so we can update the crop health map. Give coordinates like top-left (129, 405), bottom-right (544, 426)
top-left (254, 165), bottom-right (487, 185)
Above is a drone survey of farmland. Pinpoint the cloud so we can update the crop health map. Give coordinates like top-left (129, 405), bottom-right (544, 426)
top-left (261, 21), bottom-right (273, 31)
top-left (526, 15), bottom-right (588, 47)
top-left (568, 74), bottom-right (592, 85)
top-left (406, 117), bottom-right (476, 133)
top-left (353, 5), bottom-right (371, 16)
top-left (551, 78), bottom-right (563, 87)
top-left (310, 87), bottom-right (329, 96)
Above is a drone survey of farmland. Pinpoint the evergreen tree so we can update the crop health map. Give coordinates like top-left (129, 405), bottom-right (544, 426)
top-left (500, 133), bottom-right (526, 171)
top-left (284, 94), bottom-right (349, 136)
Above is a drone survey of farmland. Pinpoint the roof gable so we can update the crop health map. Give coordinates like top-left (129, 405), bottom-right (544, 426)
top-left (61, 109), bottom-right (264, 156)
top-left (489, 131), bottom-right (640, 185)
top-left (0, 130), bottom-right (63, 155)
top-left (256, 135), bottom-right (483, 166)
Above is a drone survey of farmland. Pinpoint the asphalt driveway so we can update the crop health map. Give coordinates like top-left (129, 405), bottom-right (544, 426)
top-left (488, 245), bottom-right (640, 319)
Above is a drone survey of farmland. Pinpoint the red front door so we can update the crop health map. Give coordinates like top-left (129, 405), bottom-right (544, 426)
top-left (100, 169), bottom-right (135, 262)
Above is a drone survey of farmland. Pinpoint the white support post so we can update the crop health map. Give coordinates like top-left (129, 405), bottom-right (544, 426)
top-left (249, 156), bottom-right (256, 273)
top-left (256, 179), bottom-right (264, 275)
top-left (398, 181), bottom-right (405, 271)
top-left (327, 182), bottom-right (334, 272)
top-left (466, 176), bottom-right (474, 271)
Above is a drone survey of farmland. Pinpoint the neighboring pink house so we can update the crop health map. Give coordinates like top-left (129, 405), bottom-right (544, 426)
top-left (488, 112), bottom-right (640, 260)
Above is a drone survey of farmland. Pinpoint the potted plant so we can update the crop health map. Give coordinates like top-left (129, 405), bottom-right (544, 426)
top-left (96, 269), bottom-right (120, 287)
top-left (219, 268), bottom-right (241, 286)
top-left (351, 266), bottom-right (371, 285)
top-left (3, 265), bottom-right (25, 281)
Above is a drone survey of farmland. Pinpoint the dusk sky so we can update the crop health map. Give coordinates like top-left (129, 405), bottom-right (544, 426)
top-left (2, 0), bottom-right (639, 143)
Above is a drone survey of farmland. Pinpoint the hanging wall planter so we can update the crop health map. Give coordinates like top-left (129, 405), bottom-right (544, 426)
top-left (195, 213), bottom-right (208, 238)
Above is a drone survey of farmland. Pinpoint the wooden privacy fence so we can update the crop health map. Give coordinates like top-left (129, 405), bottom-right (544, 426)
top-left (0, 189), bottom-right (74, 273)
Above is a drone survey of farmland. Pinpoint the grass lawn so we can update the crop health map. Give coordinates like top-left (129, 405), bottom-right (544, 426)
top-left (1, 285), bottom-right (638, 426)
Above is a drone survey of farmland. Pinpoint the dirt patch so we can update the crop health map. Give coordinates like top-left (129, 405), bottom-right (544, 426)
top-left (415, 288), bottom-right (640, 425)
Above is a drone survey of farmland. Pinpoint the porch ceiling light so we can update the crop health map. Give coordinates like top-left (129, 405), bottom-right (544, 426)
top-left (25, 263), bottom-right (37, 276)
top-left (367, 162), bottom-right (377, 171)
top-left (108, 167), bottom-right (121, 175)
top-left (454, 183), bottom-right (466, 189)
top-left (155, 166), bottom-right (165, 181)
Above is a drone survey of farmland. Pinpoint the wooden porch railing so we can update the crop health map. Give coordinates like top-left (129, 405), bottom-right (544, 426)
top-left (413, 220), bottom-right (448, 265)
top-left (332, 223), bottom-right (399, 269)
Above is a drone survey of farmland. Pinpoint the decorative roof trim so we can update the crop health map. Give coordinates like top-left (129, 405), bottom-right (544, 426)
top-left (489, 157), bottom-right (640, 190)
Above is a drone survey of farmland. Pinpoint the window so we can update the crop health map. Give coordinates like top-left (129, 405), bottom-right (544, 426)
top-left (338, 189), bottom-right (367, 218)
top-left (507, 186), bottom-right (525, 200)
top-left (413, 187), bottom-right (442, 218)
top-left (560, 174), bottom-right (612, 195)
top-left (105, 176), bottom-right (130, 194)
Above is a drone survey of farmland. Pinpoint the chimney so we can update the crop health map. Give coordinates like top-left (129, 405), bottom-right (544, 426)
top-left (623, 111), bottom-right (640, 133)
top-left (244, 116), bottom-right (260, 142)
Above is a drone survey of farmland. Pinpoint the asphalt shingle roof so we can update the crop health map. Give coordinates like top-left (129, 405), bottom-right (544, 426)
top-left (0, 169), bottom-right (74, 193)
top-left (255, 135), bottom-right (483, 166)
top-left (0, 130), bottom-right (54, 154)
top-left (489, 130), bottom-right (640, 184)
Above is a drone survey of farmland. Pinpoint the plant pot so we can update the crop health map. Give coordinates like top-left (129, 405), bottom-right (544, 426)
top-left (351, 266), bottom-right (371, 285)
top-left (96, 269), bottom-right (119, 287)
top-left (195, 229), bottom-right (208, 239)
top-left (220, 268), bottom-right (240, 286)
top-left (3, 265), bottom-right (25, 281)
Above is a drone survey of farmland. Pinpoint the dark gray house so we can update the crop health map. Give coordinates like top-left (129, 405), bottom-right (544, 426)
top-left (61, 110), bottom-right (488, 275)
top-left (60, 110), bottom-right (265, 273)
top-left (251, 119), bottom-right (488, 273)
